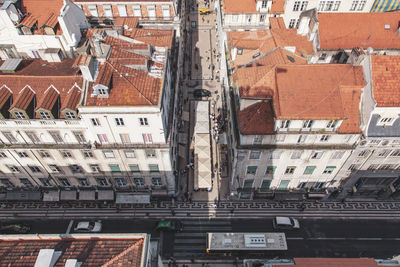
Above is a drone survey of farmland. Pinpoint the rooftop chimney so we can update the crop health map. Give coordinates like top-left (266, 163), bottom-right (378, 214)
top-left (65, 259), bottom-right (82, 267)
top-left (34, 249), bottom-right (62, 267)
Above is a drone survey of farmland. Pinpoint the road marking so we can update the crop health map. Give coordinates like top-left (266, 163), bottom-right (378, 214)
top-left (286, 237), bottom-right (304, 240)
top-left (66, 220), bottom-right (74, 234)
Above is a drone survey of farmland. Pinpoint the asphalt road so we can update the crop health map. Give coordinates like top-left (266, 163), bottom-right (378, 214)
top-left (2, 218), bottom-right (400, 260)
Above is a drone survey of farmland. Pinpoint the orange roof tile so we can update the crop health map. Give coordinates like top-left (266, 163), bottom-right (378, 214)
top-left (270, 0), bottom-right (285, 13)
top-left (17, 14), bottom-right (38, 28)
top-left (371, 55), bottom-right (400, 107)
top-left (61, 86), bottom-right (82, 112)
top-left (0, 237), bottom-right (144, 266)
top-left (274, 64), bottom-right (364, 122)
top-left (10, 86), bottom-right (35, 110)
top-left (41, 12), bottom-right (58, 28)
top-left (222, 0), bottom-right (257, 13)
top-left (238, 100), bottom-right (275, 135)
top-left (278, 258), bottom-right (385, 267)
top-left (36, 86), bottom-right (59, 111)
top-left (234, 65), bottom-right (276, 98)
top-left (318, 13), bottom-right (400, 50)
top-left (0, 86), bottom-right (12, 108)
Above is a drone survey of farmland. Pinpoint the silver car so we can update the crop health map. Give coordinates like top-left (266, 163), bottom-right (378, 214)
top-left (74, 220), bottom-right (102, 233)
top-left (273, 216), bottom-right (300, 230)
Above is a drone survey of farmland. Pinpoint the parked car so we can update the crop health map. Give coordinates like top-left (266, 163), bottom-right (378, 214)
top-left (155, 220), bottom-right (183, 232)
top-left (74, 220), bottom-right (102, 233)
top-left (193, 89), bottom-right (211, 98)
top-left (273, 216), bottom-right (300, 230)
top-left (0, 223), bottom-right (31, 234)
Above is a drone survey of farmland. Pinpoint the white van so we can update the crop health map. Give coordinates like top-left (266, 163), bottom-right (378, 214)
top-left (273, 216), bottom-right (300, 230)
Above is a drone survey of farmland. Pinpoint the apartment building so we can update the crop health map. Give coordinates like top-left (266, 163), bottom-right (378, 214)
top-left (0, 0), bottom-right (88, 61)
top-left (334, 55), bottom-right (400, 200)
top-left (0, 16), bottom-right (177, 200)
top-left (221, 0), bottom-right (285, 29)
top-left (72, 0), bottom-right (178, 25)
top-left (282, 0), bottom-right (374, 29)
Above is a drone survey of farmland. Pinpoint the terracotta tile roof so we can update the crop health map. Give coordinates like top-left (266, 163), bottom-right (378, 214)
top-left (371, 55), bottom-right (400, 107)
top-left (73, 54), bottom-right (92, 67)
top-left (222, 0), bottom-right (257, 13)
top-left (318, 13), bottom-right (400, 50)
top-left (278, 258), bottom-right (386, 267)
top-left (0, 85), bottom-right (12, 108)
top-left (10, 85), bottom-right (35, 110)
top-left (20, 0), bottom-right (64, 34)
top-left (61, 86), bottom-right (82, 111)
top-left (0, 59), bottom-right (82, 117)
top-left (0, 237), bottom-right (144, 266)
top-left (41, 12), bottom-right (59, 28)
top-left (274, 65), bottom-right (364, 131)
top-left (18, 14), bottom-right (38, 28)
top-left (270, 0), bottom-right (285, 13)
top-left (36, 86), bottom-right (59, 111)
top-left (238, 100), bottom-right (275, 135)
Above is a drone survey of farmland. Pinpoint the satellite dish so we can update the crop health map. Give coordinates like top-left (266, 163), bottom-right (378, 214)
top-left (10, 12), bottom-right (19, 23)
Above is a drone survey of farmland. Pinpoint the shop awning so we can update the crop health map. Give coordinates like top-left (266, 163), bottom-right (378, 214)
top-left (6, 191), bottom-right (41, 201)
top-left (60, 190), bottom-right (77, 200)
top-left (43, 190), bottom-right (60, 201)
top-left (79, 190), bottom-right (95, 200)
top-left (371, 0), bottom-right (400, 12)
top-left (98, 190), bottom-right (114, 200)
top-left (116, 193), bottom-right (150, 204)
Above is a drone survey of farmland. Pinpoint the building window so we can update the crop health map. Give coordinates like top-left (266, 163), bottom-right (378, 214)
top-left (297, 135), bottom-right (306, 143)
top-left (265, 166), bottom-right (276, 175)
top-left (88, 5), bottom-right (98, 16)
top-left (142, 133), bottom-right (153, 144)
top-left (246, 166), bottom-right (257, 175)
top-left (78, 178), bottom-right (90, 187)
top-left (260, 180), bottom-right (271, 190)
top-left (109, 164), bottom-right (121, 172)
top-left (232, 15), bottom-right (238, 22)
top-left (333, 1), bottom-right (341, 10)
top-left (280, 120), bottom-right (290, 129)
top-left (146, 150), bottom-right (156, 158)
top-left (293, 1), bottom-right (300, 11)
top-left (97, 134), bottom-right (109, 144)
top-left (96, 177), bottom-right (109, 187)
top-left (39, 178), bottom-right (52, 187)
top-left (2, 132), bottom-right (18, 143)
top-left (369, 139), bottom-right (381, 145)
top-left (260, 14), bottom-right (266, 22)
top-left (103, 151), bottom-right (115, 158)
top-left (318, 1), bottom-right (326, 11)
top-left (103, 5), bottom-right (113, 17)
top-left (378, 164), bottom-right (396, 170)
top-left (8, 165), bottom-right (20, 173)
top-left (325, 0), bottom-right (333, 10)
top-left (90, 164), bottom-right (101, 173)
top-left (303, 120), bottom-right (313, 129)
top-left (73, 131), bottom-right (86, 143)
top-left (304, 166), bottom-right (316, 175)
top-left (14, 111), bottom-right (26, 119)
top-left (39, 111), bottom-right (51, 120)
top-left (348, 164), bottom-right (360, 171)
top-left (357, 0), bottom-right (365, 10)
top-left (291, 150), bottom-right (302, 159)
top-left (49, 131), bottom-right (64, 144)
top-left (69, 164), bottom-right (82, 173)
top-left (288, 19), bottom-right (297, 29)
top-left (378, 149), bottom-right (391, 157)
top-left (243, 179), bottom-right (254, 189)
top-left (0, 151), bottom-right (7, 158)
top-left (152, 177), bottom-right (163, 187)
top-left (311, 151), bottom-right (324, 159)
top-left (367, 164), bottom-right (379, 170)
top-left (270, 150), bottom-right (282, 159)
top-left (300, 1), bottom-right (308, 11)
top-left (323, 166), bottom-right (336, 174)
top-left (20, 178), bottom-right (33, 188)
top-left (82, 150), bottom-right (94, 158)
top-left (278, 180), bottom-right (290, 189)
top-left (285, 166), bottom-right (296, 174)
top-left (358, 150), bottom-right (370, 157)
top-left (49, 164), bottom-right (62, 173)
top-left (61, 150), bottom-right (73, 158)
top-left (320, 135), bottom-right (330, 142)
top-left (65, 112), bottom-right (76, 119)
top-left (261, 0), bottom-right (268, 8)
top-left (149, 164), bottom-right (159, 172)
top-left (0, 178), bottom-right (14, 188)
top-left (117, 5), bottom-right (127, 17)
top-left (120, 133), bottom-right (131, 144)
top-left (16, 151), bottom-right (29, 158)
top-left (276, 135), bottom-right (286, 142)
top-left (59, 178), bottom-right (71, 187)
top-left (115, 177), bottom-right (127, 187)
top-left (380, 117), bottom-right (393, 123)
top-left (115, 118), bottom-right (125, 126)
top-left (350, 0), bottom-right (358, 10)
top-left (314, 182), bottom-right (325, 189)
top-left (237, 48), bottom-right (243, 55)
top-left (326, 120), bottom-right (337, 129)
top-left (39, 150), bottom-right (51, 158)
top-left (297, 181), bottom-right (307, 188)
top-left (162, 5), bottom-right (170, 18)
top-left (124, 150), bottom-right (135, 158)
top-left (331, 151), bottom-right (345, 159)
top-left (319, 53), bottom-right (327, 61)
top-left (25, 131), bottom-right (41, 143)
top-left (133, 5), bottom-right (141, 17)
top-left (390, 150), bottom-right (400, 157)
top-left (91, 118), bottom-right (101, 126)
top-left (134, 177), bottom-right (145, 187)
top-left (253, 136), bottom-right (263, 144)
top-left (129, 164), bottom-right (140, 172)
top-left (249, 150), bottom-right (261, 160)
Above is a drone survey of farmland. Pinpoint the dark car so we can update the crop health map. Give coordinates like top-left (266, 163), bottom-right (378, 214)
top-left (193, 89), bottom-right (211, 98)
top-left (155, 220), bottom-right (183, 232)
top-left (0, 223), bottom-right (31, 234)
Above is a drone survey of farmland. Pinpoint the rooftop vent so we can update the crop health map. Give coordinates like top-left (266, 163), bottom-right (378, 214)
top-left (0, 58), bottom-right (22, 73)
top-left (34, 249), bottom-right (62, 267)
top-left (244, 234), bottom-right (267, 248)
top-left (65, 259), bottom-right (82, 267)
top-left (384, 24), bottom-right (390, 29)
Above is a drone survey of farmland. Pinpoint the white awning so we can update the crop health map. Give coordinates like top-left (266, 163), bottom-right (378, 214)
top-left (116, 193), bottom-right (150, 204)
top-left (43, 190), bottom-right (60, 202)
top-left (79, 190), bottom-right (96, 200)
top-left (60, 190), bottom-right (77, 200)
top-left (98, 190), bottom-right (114, 200)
